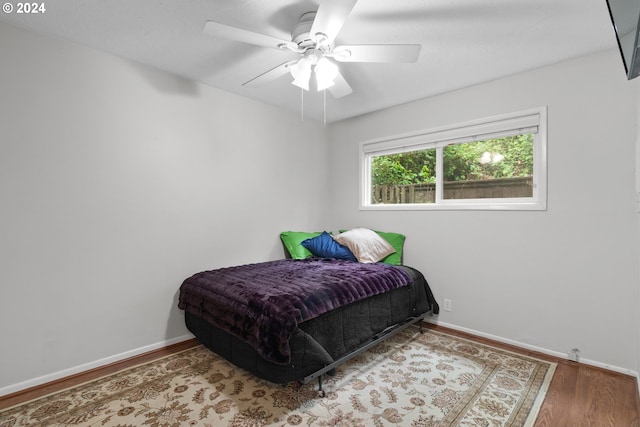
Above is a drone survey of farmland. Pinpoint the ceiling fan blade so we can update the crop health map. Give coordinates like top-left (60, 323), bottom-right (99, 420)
top-left (310, 0), bottom-right (359, 45)
top-left (328, 71), bottom-right (353, 99)
top-left (204, 21), bottom-right (297, 50)
top-left (332, 44), bottom-right (422, 63)
top-left (242, 60), bottom-right (297, 87)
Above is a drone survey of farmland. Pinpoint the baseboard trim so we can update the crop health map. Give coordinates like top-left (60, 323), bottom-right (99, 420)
top-left (426, 319), bottom-right (639, 378)
top-left (0, 334), bottom-right (195, 399)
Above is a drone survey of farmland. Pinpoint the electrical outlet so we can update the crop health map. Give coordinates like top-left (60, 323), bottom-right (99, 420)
top-left (568, 348), bottom-right (580, 362)
top-left (443, 299), bottom-right (452, 312)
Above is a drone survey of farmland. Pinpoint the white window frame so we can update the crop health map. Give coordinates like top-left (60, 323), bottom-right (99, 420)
top-left (360, 107), bottom-right (547, 211)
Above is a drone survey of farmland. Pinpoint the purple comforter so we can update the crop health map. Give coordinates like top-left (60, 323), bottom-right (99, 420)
top-left (178, 258), bottom-right (412, 364)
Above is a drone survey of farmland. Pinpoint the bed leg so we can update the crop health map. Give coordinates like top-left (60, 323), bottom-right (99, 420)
top-left (317, 375), bottom-right (326, 397)
top-left (419, 319), bottom-right (424, 333)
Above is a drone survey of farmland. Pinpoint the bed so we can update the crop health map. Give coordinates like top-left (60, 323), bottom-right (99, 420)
top-left (178, 228), bottom-right (439, 393)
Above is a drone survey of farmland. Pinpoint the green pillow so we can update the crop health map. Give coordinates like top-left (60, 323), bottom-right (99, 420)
top-left (339, 229), bottom-right (405, 265)
top-left (280, 231), bottom-right (322, 259)
top-left (375, 231), bottom-right (406, 265)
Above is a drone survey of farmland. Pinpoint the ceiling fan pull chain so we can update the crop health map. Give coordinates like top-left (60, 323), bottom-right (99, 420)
top-left (301, 87), bottom-right (304, 122)
top-left (323, 89), bottom-right (327, 126)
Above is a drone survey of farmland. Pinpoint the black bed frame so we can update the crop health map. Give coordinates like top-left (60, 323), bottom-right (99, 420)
top-left (303, 314), bottom-right (426, 396)
top-left (186, 309), bottom-right (430, 398)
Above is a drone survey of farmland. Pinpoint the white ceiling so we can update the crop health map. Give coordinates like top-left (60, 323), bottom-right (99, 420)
top-left (0, 0), bottom-right (620, 123)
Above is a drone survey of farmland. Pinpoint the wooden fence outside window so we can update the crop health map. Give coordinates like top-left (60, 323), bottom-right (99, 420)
top-left (372, 176), bottom-right (533, 204)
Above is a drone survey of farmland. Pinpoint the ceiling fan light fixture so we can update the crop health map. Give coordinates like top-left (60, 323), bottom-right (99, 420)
top-left (292, 76), bottom-right (310, 91)
top-left (315, 57), bottom-right (338, 91)
top-left (290, 58), bottom-right (312, 90)
top-left (316, 75), bottom-right (335, 91)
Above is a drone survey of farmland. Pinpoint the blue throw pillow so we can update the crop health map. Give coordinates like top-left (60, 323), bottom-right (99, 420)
top-left (301, 231), bottom-right (357, 262)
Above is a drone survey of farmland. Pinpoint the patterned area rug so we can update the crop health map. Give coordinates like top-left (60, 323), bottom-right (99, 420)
top-left (0, 327), bottom-right (555, 427)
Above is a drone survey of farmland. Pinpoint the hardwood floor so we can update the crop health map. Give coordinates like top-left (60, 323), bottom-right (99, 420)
top-left (535, 361), bottom-right (639, 427)
top-left (1, 326), bottom-right (638, 426)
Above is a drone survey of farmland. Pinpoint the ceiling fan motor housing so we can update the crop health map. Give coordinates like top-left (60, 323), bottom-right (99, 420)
top-left (292, 12), bottom-right (318, 49)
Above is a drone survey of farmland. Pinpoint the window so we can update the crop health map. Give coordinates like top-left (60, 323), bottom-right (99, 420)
top-left (360, 108), bottom-right (547, 210)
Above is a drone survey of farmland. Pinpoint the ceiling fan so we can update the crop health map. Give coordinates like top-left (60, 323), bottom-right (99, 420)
top-left (203, 0), bottom-right (421, 99)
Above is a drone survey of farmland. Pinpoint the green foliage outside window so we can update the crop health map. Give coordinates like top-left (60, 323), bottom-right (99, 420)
top-left (372, 149), bottom-right (435, 185)
top-left (371, 134), bottom-right (533, 186)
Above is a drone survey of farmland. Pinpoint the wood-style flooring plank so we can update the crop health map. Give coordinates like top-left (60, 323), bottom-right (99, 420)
top-left (534, 362), bottom-right (577, 426)
top-left (534, 361), bottom-right (639, 427)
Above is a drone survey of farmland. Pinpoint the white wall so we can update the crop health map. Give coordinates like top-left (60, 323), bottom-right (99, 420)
top-left (0, 23), bottom-right (329, 391)
top-left (328, 50), bottom-right (640, 373)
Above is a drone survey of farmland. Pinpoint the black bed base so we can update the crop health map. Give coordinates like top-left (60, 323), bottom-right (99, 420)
top-left (185, 310), bottom-right (430, 397)
top-left (303, 314), bottom-right (426, 396)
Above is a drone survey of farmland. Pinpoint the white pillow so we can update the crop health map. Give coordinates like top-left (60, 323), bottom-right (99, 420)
top-left (333, 228), bottom-right (395, 263)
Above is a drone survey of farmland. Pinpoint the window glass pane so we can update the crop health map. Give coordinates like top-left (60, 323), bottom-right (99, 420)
top-left (442, 134), bottom-right (534, 200)
top-left (370, 148), bottom-right (436, 204)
